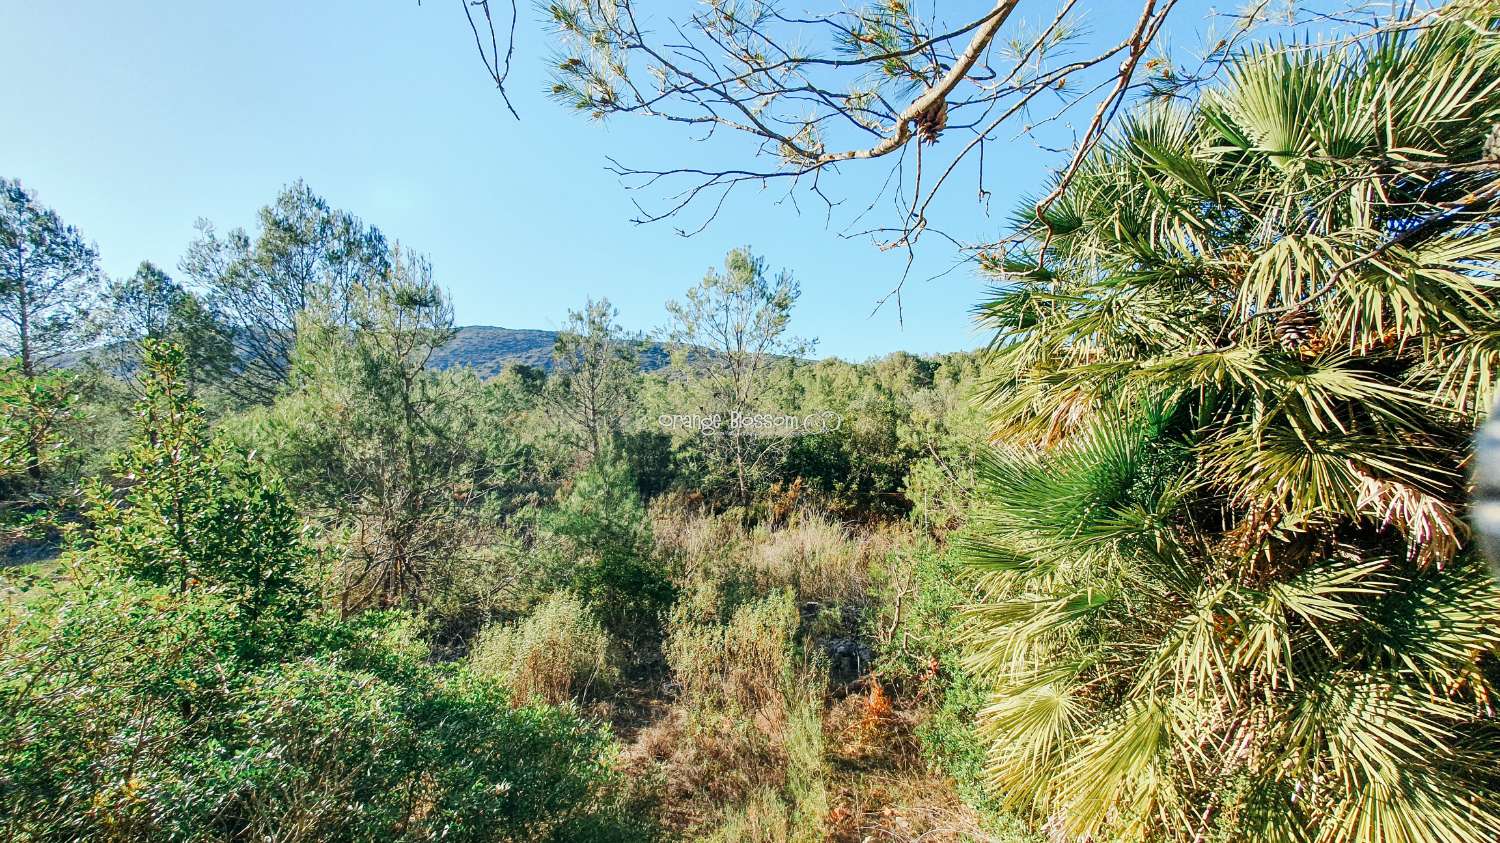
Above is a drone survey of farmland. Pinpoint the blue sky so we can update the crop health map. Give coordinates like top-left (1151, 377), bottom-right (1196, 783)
top-left (3, 0), bottom-right (1228, 361)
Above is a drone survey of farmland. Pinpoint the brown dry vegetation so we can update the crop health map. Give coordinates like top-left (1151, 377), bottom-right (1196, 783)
top-left (468, 591), bottom-right (617, 706)
top-left (469, 501), bottom-right (1003, 840)
top-left (587, 506), bottom-right (1003, 841)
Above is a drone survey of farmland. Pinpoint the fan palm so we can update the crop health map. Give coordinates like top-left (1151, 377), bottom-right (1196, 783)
top-left (964, 5), bottom-right (1500, 841)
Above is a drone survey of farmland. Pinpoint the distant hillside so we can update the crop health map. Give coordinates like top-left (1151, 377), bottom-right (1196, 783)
top-left (57, 326), bottom-right (672, 381)
top-left (431, 326), bottom-right (671, 378)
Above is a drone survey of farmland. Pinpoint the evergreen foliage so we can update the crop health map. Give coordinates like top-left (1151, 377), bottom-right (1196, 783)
top-left (963, 8), bottom-right (1500, 839)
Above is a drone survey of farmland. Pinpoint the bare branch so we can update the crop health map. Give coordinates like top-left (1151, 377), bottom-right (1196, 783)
top-left (450, 0), bottom-right (1397, 293)
top-left (434, 0), bottom-right (519, 118)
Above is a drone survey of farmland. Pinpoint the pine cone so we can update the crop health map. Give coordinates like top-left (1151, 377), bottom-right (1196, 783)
top-left (915, 98), bottom-right (947, 144)
top-left (1485, 122), bottom-right (1500, 160)
top-left (1274, 305), bottom-right (1321, 351)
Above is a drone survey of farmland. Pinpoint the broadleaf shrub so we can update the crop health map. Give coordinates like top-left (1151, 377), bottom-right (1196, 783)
top-left (0, 342), bottom-right (654, 842)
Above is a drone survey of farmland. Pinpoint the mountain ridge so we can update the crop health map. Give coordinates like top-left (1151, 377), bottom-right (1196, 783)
top-left (54, 325), bottom-right (673, 379)
top-left (429, 325), bottom-right (671, 377)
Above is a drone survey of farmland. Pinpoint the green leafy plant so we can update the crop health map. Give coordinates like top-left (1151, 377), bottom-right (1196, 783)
top-left (0, 576), bottom-right (652, 842)
top-left (0, 340), bottom-right (653, 842)
top-left (0, 363), bottom-right (81, 514)
top-left (82, 340), bottom-right (313, 632)
top-left (547, 450), bottom-right (675, 637)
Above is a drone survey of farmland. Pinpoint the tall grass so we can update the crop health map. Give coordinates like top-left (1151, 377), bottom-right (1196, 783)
top-left (653, 505), bottom-right (891, 610)
top-left (646, 502), bottom-right (1004, 840)
top-left (698, 787), bottom-right (794, 843)
top-left (667, 588), bottom-right (799, 716)
top-left (468, 591), bottom-right (617, 705)
top-left (652, 578), bottom-right (836, 840)
top-left (782, 688), bottom-right (830, 839)
top-left (749, 514), bottom-right (868, 607)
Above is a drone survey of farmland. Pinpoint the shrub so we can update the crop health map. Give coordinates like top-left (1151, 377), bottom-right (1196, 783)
top-left (781, 688), bottom-right (830, 839)
top-left (671, 680), bottom-right (828, 843)
top-left (235, 273), bottom-right (521, 614)
top-left (748, 513), bottom-right (866, 607)
top-left (469, 591), bottom-right (618, 705)
top-left (0, 344), bottom-right (654, 842)
top-left (651, 505), bottom-right (747, 584)
top-left (656, 586), bottom-right (829, 842)
top-left (548, 449), bottom-right (653, 562)
top-left (874, 545), bottom-right (1025, 833)
top-left (0, 577), bottom-right (651, 842)
top-left (81, 341), bottom-right (314, 639)
top-left (666, 587), bottom-right (799, 717)
top-left (902, 455), bottom-right (973, 536)
top-left (0, 364), bottom-right (80, 504)
top-left (700, 787), bottom-right (793, 843)
top-left (656, 507), bottom-right (876, 617)
top-left (547, 451), bottom-right (675, 638)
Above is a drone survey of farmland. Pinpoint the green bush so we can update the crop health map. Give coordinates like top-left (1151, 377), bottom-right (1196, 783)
top-left (0, 343), bottom-right (654, 842)
top-left (547, 451), bottom-right (675, 638)
top-left (0, 578), bottom-right (651, 842)
top-left (636, 348), bottom-right (986, 521)
top-left (0, 364), bottom-right (128, 545)
top-left (80, 341), bottom-right (314, 639)
top-left (0, 364), bottom-right (80, 501)
top-left (874, 546), bottom-right (1028, 835)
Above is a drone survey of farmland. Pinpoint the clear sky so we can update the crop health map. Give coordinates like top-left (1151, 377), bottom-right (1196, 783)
top-left (2, 0), bottom-right (1225, 361)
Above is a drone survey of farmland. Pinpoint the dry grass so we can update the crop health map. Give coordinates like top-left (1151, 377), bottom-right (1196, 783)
top-left (467, 591), bottom-right (617, 705)
top-left (631, 506), bottom-right (1007, 842)
top-left (651, 500), bottom-right (748, 569)
top-left (666, 588), bottom-right (799, 716)
top-left (821, 691), bottom-right (1009, 843)
top-left (698, 786), bottom-right (797, 843)
top-left (631, 706), bottom-right (785, 830)
top-left (624, 683), bottom-right (832, 842)
top-left (653, 505), bottom-right (913, 610)
top-left (825, 769), bottom-right (1002, 843)
top-left (623, 581), bottom-right (832, 840)
top-left (627, 670), bottom-right (1007, 843)
top-left (748, 514), bottom-right (867, 606)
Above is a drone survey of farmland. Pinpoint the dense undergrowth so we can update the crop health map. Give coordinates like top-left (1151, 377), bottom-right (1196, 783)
top-left (2, 321), bottom-right (1000, 841)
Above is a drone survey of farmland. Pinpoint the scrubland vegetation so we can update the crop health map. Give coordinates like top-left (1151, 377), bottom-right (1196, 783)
top-left (6, 1), bottom-right (1500, 841)
top-left (0, 184), bottom-right (996, 839)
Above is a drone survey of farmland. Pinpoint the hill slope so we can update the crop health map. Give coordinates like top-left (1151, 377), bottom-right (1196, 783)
top-left (431, 326), bottom-right (671, 377)
top-left (62, 326), bottom-right (672, 380)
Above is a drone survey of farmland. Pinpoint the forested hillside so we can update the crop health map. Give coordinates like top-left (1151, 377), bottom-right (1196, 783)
top-left (431, 326), bottom-right (673, 376)
top-left (64, 325), bottom-right (666, 381)
top-left (5, 1), bottom-right (1500, 842)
